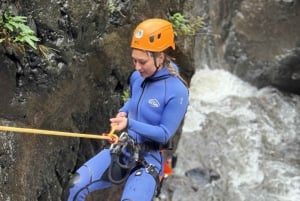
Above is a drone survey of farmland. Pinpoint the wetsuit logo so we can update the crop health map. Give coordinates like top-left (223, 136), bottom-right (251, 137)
top-left (148, 99), bottom-right (160, 107)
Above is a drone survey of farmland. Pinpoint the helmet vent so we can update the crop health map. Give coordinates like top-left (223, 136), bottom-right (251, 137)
top-left (149, 35), bottom-right (155, 43)
top-left (157, 33), bottom-right (161, 39)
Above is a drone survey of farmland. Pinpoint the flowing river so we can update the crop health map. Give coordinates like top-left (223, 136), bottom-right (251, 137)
top-left (171, 68), bottom-right (300, 201)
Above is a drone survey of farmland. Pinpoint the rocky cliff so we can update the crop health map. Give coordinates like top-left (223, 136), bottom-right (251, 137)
top-left (0, 0), bottom-right (193, 200)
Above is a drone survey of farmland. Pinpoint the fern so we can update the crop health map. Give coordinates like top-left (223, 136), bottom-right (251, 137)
top-left (0, 7), bottom-right (40, 50)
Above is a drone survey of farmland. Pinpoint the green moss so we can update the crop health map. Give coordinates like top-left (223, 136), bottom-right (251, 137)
top-left (169, 12), bottom-right (204, 36)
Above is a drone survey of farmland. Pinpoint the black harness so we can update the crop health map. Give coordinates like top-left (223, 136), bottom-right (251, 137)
top-left (106, 132), bottom-right (160, 185)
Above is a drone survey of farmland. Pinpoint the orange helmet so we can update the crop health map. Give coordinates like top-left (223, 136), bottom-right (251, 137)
top-left (131, 18), bottom-right (175, 52)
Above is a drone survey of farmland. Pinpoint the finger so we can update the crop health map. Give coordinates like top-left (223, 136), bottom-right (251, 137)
top-left (110, 118), bottom-right (118, 123)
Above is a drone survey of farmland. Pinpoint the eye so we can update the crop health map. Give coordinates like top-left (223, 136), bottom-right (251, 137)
top-left (133, 59), bottom-right (148, 65)
top-left (139, 60), bottom-right (147, 65)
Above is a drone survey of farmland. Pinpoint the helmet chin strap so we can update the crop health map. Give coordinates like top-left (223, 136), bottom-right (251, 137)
top-left (148, 52), bottom-right (160, 77)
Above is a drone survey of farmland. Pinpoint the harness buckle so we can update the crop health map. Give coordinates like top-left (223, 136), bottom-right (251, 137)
top-left (145, 163), bottom-right (155, 174)
top-left (144, 163), bottom-right (160, 184)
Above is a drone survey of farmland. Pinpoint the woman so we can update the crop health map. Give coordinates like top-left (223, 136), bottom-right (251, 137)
top-left (65, 18), bottom-right (189, 201)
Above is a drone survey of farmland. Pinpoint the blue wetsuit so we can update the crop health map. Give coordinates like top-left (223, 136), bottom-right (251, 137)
top-left (66, 64), bottom-right (189, 201)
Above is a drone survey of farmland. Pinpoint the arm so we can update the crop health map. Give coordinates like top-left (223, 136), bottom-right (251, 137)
top-left (128, 92), bottom-right (188, 144)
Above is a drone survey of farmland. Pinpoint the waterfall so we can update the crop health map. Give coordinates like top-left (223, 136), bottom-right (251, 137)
top-left (171, 69), bottom-right (300, 201)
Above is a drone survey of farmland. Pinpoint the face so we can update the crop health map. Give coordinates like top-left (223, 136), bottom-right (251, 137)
top-left (131, 49), bottom-right (164, 78)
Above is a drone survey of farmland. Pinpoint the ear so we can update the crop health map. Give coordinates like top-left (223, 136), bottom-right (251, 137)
top-left (157, 52), bottom-right (165, 63)
top-left (159, 52), bottom-right (165, 59)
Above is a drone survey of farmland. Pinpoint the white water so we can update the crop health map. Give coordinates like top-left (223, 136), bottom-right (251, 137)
top-left (183, 68), bottom-right (258, 133)
top-left (175, 69), bottom-right (300, 201)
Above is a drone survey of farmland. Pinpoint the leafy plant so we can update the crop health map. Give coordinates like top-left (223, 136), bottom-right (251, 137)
top-left (121, 89), bottom-right (130, 103)
top-left (107, 2), bottom-right (116, 14)
top-left (169, 12), bottom-right (204, 36)
top-left (0, 7), bottom-right (40, 52)
top-left (106, 0), bottom-right (126, 18)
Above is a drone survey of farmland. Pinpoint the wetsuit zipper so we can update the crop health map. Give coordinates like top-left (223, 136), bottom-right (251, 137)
top-left (134, 79), bottom-right (147, 141)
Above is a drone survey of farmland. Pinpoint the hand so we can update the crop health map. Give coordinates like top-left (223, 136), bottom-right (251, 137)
top-left (116, 112), bottom-right (127, 118)
top-left (110, 116), bottom-right (128, 131)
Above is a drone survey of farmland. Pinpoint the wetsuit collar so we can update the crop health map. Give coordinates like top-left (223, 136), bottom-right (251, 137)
top-left (141, 67), bottom-right (171, 88)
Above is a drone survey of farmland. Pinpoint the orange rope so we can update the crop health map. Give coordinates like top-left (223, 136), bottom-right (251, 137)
top-left (0, 125), bottom-right (119, 143)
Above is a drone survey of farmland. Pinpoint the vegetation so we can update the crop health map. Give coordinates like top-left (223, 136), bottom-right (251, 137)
top-left (121, 89), bottom-right (130, 103)
top-left (107, 2), bottom-right (116, 14)
top-left (106, 0), bottom-right (126, 17)
top-left (0, 7), bottom-right (58, 61)
top-left (0, 7), bottom-right (40, 52)
top-left (169, 12), bottom-right (204, 36)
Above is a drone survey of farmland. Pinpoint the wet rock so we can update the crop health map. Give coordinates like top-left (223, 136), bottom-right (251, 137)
top-left (0, 1), bottom-right (193, 200)
top-left (185, 167), bottom-right (220, 186)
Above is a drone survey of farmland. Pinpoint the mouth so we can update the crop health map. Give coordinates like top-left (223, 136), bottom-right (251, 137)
top-left (138, 71), bottom-right (145, 77)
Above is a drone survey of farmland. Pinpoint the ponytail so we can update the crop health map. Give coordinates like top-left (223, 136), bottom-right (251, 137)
top-left (164, 55), bottom-right (188, 88)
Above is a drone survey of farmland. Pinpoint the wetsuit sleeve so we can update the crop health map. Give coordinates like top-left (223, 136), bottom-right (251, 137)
top-left (119, 100), bottom-right (130, 114)
top-left (127, 85), bottom-right (189, 144)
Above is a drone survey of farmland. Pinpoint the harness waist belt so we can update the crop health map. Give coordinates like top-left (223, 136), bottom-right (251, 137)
top-left (139, 141), bottom-right (160, 151)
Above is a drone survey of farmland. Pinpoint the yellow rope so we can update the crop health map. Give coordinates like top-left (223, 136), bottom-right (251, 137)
top-left (0, 125), bottom-right (119, 143)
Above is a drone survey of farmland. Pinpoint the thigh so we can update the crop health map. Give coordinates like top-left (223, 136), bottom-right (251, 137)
top-left (67, 149), bottom-right (112, 201)
top-left (82, 148), bottom-right (111, 180)
top-left (121, 167), bottom-right (157, 201)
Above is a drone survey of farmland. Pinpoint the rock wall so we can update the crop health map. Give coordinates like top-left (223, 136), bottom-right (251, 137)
top-left (0, 0), bottom-right (193, 200)
top-left (192, 0), bottom-right (300, 93)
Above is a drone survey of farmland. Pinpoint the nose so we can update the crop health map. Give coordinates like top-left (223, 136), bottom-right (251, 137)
top-left (134, 62), bottom-right (141, 71)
